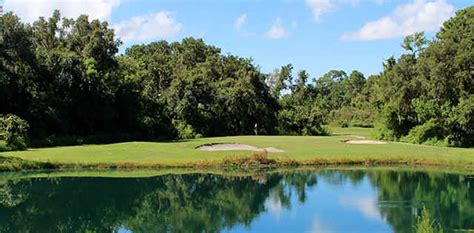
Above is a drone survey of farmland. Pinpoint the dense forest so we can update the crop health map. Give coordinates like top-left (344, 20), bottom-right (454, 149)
top-left (0, 6), bottom-right (472, 150)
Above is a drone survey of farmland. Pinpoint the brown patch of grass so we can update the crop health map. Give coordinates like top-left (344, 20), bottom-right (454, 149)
top-left (250, 150), bottom-right (274, 164)
top-left (218, 150), bottom-right (278, 168)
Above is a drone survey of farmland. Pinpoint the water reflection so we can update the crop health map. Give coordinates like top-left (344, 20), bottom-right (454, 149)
top-left (0, 169), bottom-right (472, 232)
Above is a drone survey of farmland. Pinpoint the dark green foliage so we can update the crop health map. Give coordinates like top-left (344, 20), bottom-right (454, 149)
top-left (0, 115), bottom-right (29, 151)
top-left (172, 120), bottom-right (199, 139)
top-left (0, 12), bottom-right (278, 145)
top-left (331, 106), bottom-right (376, 128)
top-left (306, 69), bottom-right (378, 128)
top-left (276, 70), bottom-right (329, 135)
top-left (374, 7), bottom-right (474, 147)
top-left (447, 96), bottom-right (474, 147)
top-left (401, 119), bottom-right (448, 146)
top-left (267, 64), bottom-right (293, 98)
top-left (277, 103), bottom-right (328, 135)
top-left (124, 39), bottom-right (279, 137)
top-left (0, 6), bottom-right (472, 148)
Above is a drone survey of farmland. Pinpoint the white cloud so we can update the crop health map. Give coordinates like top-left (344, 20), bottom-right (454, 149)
top-left (265, 18), bottom-right (289, 39)
top-left (306, 216), bottom-right (334, 233)
top-left (339, 196), bottom-right (383, 221)
top-left (234, 14), bottom-right (247, 30)
top-left (341, 0), bottom-right (454, 40)
top-left (305, 0), bottom-right (333, 22)
top-left (113, 11), bottom-right (182, 43)
top-left (341, 0), bottom-right (362, 6)
top-left (3, 0), bottom-right (120, 22)
top-left (340, 0), bottom-right (389, 5)
top-left (233, 13), bottom-right (257, 37)
top-left (264, 190), bottom-right (283, 220)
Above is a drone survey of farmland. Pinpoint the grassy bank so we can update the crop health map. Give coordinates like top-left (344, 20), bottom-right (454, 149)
top-left (0, 127), bottom-right (473, 171)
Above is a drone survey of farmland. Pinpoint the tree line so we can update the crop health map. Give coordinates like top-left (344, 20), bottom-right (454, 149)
top-left (0, 7), bottom-right (472, 150)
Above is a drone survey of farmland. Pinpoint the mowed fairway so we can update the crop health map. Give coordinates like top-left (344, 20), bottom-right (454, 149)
top-left (1, 127), bottom-right (474, 167)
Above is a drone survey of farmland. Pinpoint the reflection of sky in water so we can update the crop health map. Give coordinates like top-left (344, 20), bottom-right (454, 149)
top-left (225, 176), bottom-right (393, 233)
top-left (118, 227), bottom-right (132, 233)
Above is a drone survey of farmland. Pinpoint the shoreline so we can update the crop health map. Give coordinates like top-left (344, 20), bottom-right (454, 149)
top-left (1, 155), bottom-right (474, 173)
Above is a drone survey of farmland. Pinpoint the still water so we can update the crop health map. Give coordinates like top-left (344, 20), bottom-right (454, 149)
top-left (0, 169), bottom-right (473, 233)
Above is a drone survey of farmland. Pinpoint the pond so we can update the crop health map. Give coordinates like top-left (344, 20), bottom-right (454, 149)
top-left (0, 168), bottom-right (473, 232)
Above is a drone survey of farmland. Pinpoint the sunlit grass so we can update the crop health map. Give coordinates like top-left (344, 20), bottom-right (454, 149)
top-left (0, 127), bottom-right (473, 170)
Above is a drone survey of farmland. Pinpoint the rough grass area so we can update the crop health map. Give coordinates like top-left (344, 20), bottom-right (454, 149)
top-left (0, 156), bottom-right (57, 171)
top-left (0, 127), bottom-right (473, 171)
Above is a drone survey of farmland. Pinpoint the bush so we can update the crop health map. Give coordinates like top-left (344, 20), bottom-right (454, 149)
top-left (401, 119), bottom-right (447, 145)
top-left (28, 132), bottom-right (142, 148)
top-left (0, 115), bottom-right (29, 151)
top-left (350, 108), bottom-right (377, 128)
top-left (446, 96), bottom-right (474, 147)
top-left (172, 120), bottom-right (199, 139)
top-left (0, 141), bottom-right (8, 152)
top-left (330, 107), bottom-right (352, 128)
top-left (375, 126), bottom-right (398, 141)
top-left (277, 107), bottom-right (329, 136)
top-left (330, 106), bottom-right (376, 128)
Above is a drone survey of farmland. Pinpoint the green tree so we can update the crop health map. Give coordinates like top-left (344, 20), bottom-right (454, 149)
top-left (0, 114), bottom-right (29, 150)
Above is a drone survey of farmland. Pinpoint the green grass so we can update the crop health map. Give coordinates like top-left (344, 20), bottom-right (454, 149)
top-left (0, 127), bottom-right (473, 170)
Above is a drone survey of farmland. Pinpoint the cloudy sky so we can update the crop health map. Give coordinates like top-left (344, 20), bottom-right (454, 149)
top-left (1, 0), bottom-right (472, 78)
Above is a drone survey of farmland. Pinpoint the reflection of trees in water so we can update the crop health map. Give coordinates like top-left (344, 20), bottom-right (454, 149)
top-left (316, 169), bottom-right (366, 186)
top-left (0, 180), bottom-right (29, 208)
top-left (0, 173), bottom-right (317, 232)
top-left (366, 170), bottom-right (474, 232)
top-left (315, 169), bottom-right (474, 232)
top-left (0, 170), bottom-right (472, 232)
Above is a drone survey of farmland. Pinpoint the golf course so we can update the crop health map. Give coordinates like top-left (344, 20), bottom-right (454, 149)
top-left (1, 3), bottom-right (474, 232)
top-left (1, 127), bottom-right (473, 171)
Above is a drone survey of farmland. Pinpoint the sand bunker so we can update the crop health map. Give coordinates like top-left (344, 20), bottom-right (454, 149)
top-left (196, 143), bottom-right (284, 152)
top-left (344, 140), bottom-right (387, 145)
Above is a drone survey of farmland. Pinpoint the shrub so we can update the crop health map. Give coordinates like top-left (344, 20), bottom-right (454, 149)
top-left (330, 107), bottom-right (352, 128)
top-left (446, 96), bottom-right (474, 147)
top-left (330, 106), bottom-right (376, 128)
top-left (376, 103), bottom-right (418, 141)
top-left (277, 107), bottom-right (329, 136)
top-left (172, 120), bottom-right (199, 139)
top-left (0, 115), bottom-right (29, 151)
top-left (401, 119), bottom-right (447, 145)
top-left (350, 108), bottom-right (377, 128)
top-left (0, 141), bottom-right (7, 152)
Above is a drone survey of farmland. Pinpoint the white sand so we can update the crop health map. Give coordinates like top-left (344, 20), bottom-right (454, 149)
top-left (196, 143), bottom-right (284, 152)
top-left (344, 140), bottom-right (387, 145)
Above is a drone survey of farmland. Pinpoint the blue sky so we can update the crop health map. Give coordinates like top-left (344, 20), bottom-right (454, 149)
top-left (1, 0), bottom-right (472, 78)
